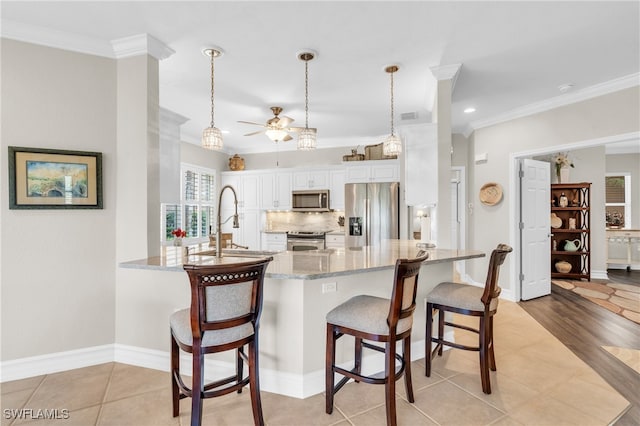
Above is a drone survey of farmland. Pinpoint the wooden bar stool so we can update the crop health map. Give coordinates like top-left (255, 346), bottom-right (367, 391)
top-left (170, 257), bottom-right (273, 426)
top-left (425, 244), bottom-right (512, 394)
top-left (325, 251), bottom-right (429, 426)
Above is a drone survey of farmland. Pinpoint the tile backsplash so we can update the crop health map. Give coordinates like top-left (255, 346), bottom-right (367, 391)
top-left (265, 211), bottom-right (344, 233)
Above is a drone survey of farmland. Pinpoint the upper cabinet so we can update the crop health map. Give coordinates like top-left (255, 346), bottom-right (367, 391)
top-left (261, 171), bottom-right (292, 210)
top-left (221, 172), bottom-right (260, 210)
top-left (344, 160), bottom-right (400, 183)
top-left (402, 123), bottom-right (437, 206)
top-left (292, 169), bottom-right (330, 190)
top-left (329, 168), bottom-right (346, 210)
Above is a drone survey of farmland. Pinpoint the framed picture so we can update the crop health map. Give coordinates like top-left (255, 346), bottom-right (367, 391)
top-left (8, 146), bottom-right (103, 209)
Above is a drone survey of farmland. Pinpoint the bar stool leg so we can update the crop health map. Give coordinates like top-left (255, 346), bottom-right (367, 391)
top-left (325, 325), bottom-right (336, 414)
top-left (425, 303), bottom-right (433, 377)
top-left (385, 341), bottom-right (397, 426)
top-left (403, 335), bottom-right (414, 403)
top-left (248, 340), bottom-right (264, 426)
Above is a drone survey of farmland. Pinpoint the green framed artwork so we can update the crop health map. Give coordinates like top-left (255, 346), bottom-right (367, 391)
top-left (8, 146), bottom-right (103, 209)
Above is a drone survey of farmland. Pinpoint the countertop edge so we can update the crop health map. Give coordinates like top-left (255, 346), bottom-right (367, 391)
top-left (119, 250), bottom-right (485, 279)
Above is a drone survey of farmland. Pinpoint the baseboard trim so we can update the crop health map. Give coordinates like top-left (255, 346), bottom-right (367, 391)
top-left (1, 345), bottom-right (114, 383)
top-left (591, 269), bottom-right (609, 280)
top-left (1, 335), bottom-right (453, 397)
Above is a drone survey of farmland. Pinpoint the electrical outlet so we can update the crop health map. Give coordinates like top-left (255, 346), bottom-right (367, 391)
top-left (322, 282), bottom-right (337, 293)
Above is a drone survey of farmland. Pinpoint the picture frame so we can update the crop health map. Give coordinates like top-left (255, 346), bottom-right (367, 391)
top-left (8, 146), bottom-right (103, 209)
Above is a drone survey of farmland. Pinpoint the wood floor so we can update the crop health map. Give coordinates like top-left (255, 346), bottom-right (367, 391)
top-left (519, 269), bottom-right (640, 425)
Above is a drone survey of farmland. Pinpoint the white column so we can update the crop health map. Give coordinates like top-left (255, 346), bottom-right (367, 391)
top-left (429, 64), bottom-right (461, 249)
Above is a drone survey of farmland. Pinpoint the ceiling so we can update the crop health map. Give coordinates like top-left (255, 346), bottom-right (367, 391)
top-left (2, 1), bottom-right (639, 154)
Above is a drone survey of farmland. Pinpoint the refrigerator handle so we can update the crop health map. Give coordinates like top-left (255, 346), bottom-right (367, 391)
top-left (365, 198), bottom-right (370, 246)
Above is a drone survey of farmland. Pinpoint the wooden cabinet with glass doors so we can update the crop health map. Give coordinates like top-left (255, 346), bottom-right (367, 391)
top-left (550, 183), bottom-right (591, 280)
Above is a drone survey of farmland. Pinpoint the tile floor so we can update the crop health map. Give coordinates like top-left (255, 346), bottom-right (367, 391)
top-left (1, 301), bottom-right (630, 426)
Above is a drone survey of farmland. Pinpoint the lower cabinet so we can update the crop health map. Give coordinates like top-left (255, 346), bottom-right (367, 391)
top-left (326, 234), bottom-right (345, 249)
top-left (262, 232), bottom-right (287, 252)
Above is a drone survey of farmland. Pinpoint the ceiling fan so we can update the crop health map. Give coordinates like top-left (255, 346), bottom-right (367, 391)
top-left (238, 106), bottom-right (313, 142)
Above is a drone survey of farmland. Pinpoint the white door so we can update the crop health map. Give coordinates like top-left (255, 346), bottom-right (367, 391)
top-left (520, 159), bottom-right (551, 300)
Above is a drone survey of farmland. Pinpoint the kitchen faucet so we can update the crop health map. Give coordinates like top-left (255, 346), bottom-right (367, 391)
top-left (216, 185), bottom-right (240, 258)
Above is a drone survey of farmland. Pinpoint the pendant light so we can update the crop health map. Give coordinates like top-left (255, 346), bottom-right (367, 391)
top-left (382, 65), bottom-right (402, 156)
top-left (202, 48), bottom-right (224, 150)
top-left (297, 51), bottom-right (317, 150)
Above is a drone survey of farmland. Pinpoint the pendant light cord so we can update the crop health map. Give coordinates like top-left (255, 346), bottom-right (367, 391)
top-left (390, 70), bottom-right (395, 136)
top-left (210, 52), bottom-right (215, 128)
top-left (304, 59), bottom-right (309, 129)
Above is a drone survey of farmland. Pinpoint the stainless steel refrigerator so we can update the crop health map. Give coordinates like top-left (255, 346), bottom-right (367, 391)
top-left (345, 182), bottom-right (400, 247)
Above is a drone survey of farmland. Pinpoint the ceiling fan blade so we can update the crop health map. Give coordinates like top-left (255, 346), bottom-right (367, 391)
top-left (237, 120), bottom-right (266, 127)
top-left (283, 134), bottom-right (293, 142)
top-left (244, 130), bottom-right (265, 136)
top-left (278, 116), bottom-right (294, 127)
top-left (287, 126), bottom-right (316, 133)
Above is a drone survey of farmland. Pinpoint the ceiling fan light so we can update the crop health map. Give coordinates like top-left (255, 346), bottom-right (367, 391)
top-left (202, 126), bottom-right (223, 150)
top-left (265, 128), bottom-right (288, 142)
top-left (383, 134), bottom-right (402, 156)
top-left (297, 128), bottom-right (317, 150)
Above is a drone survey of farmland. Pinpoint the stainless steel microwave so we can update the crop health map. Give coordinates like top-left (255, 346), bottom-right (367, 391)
top-left (292, 190), bottom-right (330, 211)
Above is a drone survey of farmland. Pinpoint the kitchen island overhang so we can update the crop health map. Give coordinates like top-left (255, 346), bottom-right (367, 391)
top-left (118, 241), bottom-right (484, 398)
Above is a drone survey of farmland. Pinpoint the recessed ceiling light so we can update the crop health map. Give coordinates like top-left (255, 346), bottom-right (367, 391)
top-left (464, 107), bottom-right (476, 114)
top-left (221, 130), bottom-right (230, 134)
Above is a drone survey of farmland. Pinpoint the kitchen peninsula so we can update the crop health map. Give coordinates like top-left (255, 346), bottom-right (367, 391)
top-left (118, 241), bottom-right (484, 398)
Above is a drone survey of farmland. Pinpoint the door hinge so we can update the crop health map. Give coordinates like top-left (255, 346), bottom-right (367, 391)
top-left (519, 169), bottom-right (524, 178)
top-left (519, 222), bottom-right (524, 230)
top-left (519, 273), bottom-right (525, 282)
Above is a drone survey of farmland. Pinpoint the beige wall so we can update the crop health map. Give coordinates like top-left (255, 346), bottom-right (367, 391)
top-left (1, 40), bottom-right (117, 360)
top-left (606, 153), bottom-right (640, 228)
top-left (471, 87), bottom-right (640, 296)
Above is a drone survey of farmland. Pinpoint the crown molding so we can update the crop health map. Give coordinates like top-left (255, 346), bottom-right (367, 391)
top-left (111, 34), bottom-right (175, 60)
top-left (470, 73), bottom-right (640, 131)
top-left (1, 19), bottom-right (115, 58)
top-left (1, 19), bottom-right (174, 61)
top-left (429, 63), bottom-right (462, 89)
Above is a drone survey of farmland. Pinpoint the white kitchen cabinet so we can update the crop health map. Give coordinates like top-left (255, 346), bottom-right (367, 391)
top-left (220, 208), bottom-right (261, 250)
top-left (325, 233), bottom-right (345, 249)
top-left (292, 169), bottom-right (330, 190)
top-left (401, 123), bottom-right (437, 206)
top-left (260, 171), bottom-right (292, 210)
top-left (261, 232), bottom-right (287, 251)
top-left (220, 172), bottom-right (262, 250)
top-left (329, 168), bottom-right (345, 210)
top-left (221, 171), bottom-right (260, 209)
top-left (344, 160), bottom-right (399, 183)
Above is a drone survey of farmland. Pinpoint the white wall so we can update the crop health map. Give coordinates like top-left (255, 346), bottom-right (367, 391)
top-left (606, 153), bottom-right (640, 228)
top-left (471, 86), bottom-right (640, 296)
top-left (1, 40), bottom-right (117, 360)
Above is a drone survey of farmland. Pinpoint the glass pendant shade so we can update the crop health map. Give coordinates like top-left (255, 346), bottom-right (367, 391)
top-left (265, 128), bottom-right (288, 142)
top-left (383, 134), bottom-right (402, 156)
top-left (297, 128), bottom-right (317, 150)
top-left (202, 47), bottom-right (223, 151)
top-left (382, 65), bottom-right (401, 157)
top-left (202, 126), bottom-right (223, 150)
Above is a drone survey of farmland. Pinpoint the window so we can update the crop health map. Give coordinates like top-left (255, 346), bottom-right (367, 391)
top-left (162, 164), bottom-right (216, 244)
top-left (605, 174), bottom-right (631, 228)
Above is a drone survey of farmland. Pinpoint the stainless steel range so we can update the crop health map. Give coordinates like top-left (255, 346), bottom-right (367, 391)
top-left (286, 231), bottom-right (326, 251)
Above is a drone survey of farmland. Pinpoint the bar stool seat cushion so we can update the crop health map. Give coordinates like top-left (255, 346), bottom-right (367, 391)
top-left (427, 282), bottom-right (499, 312)
top-left (170, 309), bottom-right (254, 347)
top-left (326, 295), bottom-right (412, 336)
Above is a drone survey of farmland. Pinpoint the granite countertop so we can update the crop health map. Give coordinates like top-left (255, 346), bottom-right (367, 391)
top-left (119, 240), bottom-right (484, 280)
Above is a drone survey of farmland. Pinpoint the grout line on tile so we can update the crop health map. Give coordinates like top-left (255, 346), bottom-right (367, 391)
top-left (94, 362), bottom-right (116, 426)
top-left (410, 403), bottom-right (442, 426)
top-left (446, 377), bottom-right (508, 416)
top-left (332, 405), bottom-right (355, 425)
